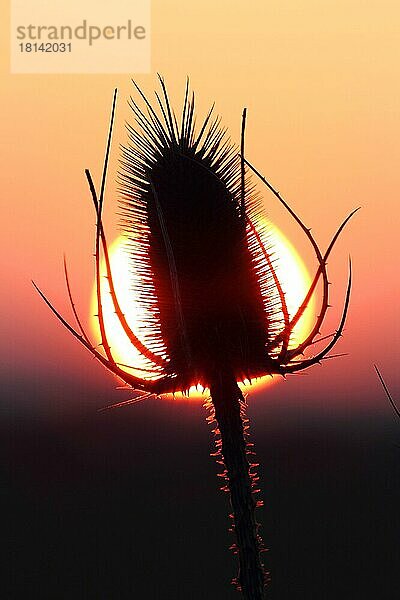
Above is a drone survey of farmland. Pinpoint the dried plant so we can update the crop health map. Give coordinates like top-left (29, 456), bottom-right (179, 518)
top-left (33, 77), bottom-right (357, 599)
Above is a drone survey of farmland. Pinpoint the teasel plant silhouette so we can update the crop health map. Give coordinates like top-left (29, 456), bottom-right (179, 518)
top-left (33, 76), bottom-right (358, 600)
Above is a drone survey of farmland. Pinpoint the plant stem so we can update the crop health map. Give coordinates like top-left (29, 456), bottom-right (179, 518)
top-left (209, 373), bottom-right (266, 600)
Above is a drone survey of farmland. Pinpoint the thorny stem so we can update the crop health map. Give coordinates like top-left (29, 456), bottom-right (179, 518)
top-left (209, 374), bottom-right (266, 600)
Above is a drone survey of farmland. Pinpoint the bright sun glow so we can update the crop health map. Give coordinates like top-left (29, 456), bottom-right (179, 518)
top-left (91, 221), bottom-right (315, 398)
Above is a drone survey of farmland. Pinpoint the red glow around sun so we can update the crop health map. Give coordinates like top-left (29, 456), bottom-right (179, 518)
top-left (91, 220), bottom-right (315, 399)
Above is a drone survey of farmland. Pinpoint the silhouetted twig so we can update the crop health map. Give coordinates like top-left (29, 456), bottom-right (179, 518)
top-left (374, 365), bottom-right (400, 419)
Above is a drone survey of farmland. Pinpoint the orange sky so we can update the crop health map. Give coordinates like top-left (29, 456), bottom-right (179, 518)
top-left (1, 0), bottom-right (399, 411)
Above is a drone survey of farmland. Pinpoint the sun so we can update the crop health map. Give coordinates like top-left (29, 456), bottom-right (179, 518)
top-left (90, 220), bottom-right (315, 397)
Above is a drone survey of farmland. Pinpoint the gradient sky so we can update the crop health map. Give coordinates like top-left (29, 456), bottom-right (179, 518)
top-left (1, 0), bottom-right (399, 414)
top-left (2, 4), bottom-right (400, 599)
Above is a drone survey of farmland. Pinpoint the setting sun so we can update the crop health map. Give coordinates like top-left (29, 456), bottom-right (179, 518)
top-left (90, 219), bottom-right (315, 397)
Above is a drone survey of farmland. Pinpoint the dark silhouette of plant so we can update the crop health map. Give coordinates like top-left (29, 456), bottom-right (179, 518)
top-left (375, 365), bottom-right (400, 420)
top-left (33, 77), bottom-right (357, 599)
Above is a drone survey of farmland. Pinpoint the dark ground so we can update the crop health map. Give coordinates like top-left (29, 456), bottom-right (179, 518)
top-left (2, 375), bottom-right (400, 599)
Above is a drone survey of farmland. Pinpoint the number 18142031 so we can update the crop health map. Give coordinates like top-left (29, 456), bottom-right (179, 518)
top-left (19, 42), bottom-right (72, 52)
